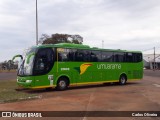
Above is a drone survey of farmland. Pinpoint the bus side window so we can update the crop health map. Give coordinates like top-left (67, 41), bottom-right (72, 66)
top-left (133, 53), bottom-right (142, 62)
top-left (75, 50), bottom-right (83, 61)
top-left (91, 51), bottom-right (101, 62)
top-left (58, 49), bottom-right (73, 61)
top-left (102, 52), bottom-right (114, 62)
top-left (91, 52), bottom-right (98, 62)
top-left (137, 53), bottom-right (142, 62)
top-left (126, 53), bottom-right (133, 62)
top-left (114, 52), bottom-right (125, 62)
top-left (58, 53), bottom-right (62, 61)
top-left (74, 50), bottom-right (91, 62)
top-left (83, 50), bottom-right (91, 62)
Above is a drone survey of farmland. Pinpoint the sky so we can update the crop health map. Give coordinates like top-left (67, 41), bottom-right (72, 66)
top-left (0, 0), bottom-right (160, 62)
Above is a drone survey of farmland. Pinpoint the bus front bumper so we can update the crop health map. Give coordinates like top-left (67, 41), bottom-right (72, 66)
top-left (17, 81), bottom-right (32, 88)
top-left (17, 76), bottom-right (34, 88)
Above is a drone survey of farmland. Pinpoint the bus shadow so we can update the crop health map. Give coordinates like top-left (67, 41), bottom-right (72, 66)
top-left (15, 88), bottom-right (56, 94)
top-left (67, 82), bottom-right (140, 91)
top-left (16, 82), bottom-right (140, 94)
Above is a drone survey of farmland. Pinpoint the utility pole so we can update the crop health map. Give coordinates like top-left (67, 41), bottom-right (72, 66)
top-left (36, 0), bottom-right (38, 45)
top-left (153, 47), bottom-right (155, 71)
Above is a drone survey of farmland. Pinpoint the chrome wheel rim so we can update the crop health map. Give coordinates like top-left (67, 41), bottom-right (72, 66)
top-left (121, 77), bottom-right (126, 84)
top-left (59, 80), bottom-right (66, 88)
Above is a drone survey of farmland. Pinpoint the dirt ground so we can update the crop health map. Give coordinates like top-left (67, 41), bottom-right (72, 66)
top-left (0, 70), bottom-right (160, 120)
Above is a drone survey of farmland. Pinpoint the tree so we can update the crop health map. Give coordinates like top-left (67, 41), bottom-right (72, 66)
top-left (0, 60), bottom-right (18, 70)
top-left (38, 34), bottom-right (50, 44)
top-left (39, 33), bottom-right (83, 44)
top-left (1, 61), bottom-right (7, 70)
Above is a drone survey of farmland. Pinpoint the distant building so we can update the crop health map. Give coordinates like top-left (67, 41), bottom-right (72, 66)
top-left (143, 54), bottom-right (160, 69)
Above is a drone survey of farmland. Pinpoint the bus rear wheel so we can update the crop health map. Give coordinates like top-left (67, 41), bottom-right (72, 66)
top-left (119, 75), bottom-right (127, 85)
top-left (56, 77), bottom-right (68, 91)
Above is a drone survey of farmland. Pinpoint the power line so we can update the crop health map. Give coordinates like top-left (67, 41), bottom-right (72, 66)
top-left (142, 48), bottom-right (154, 52)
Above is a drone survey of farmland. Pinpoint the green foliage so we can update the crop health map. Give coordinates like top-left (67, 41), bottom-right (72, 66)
top-left (39, 33), bottom-right (83, 44)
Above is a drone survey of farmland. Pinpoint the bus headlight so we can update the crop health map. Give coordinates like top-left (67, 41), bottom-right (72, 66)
top-left (26, 80), bottom-right (32, 83)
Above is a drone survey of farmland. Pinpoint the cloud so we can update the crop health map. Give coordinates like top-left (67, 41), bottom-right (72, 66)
top-left (0, 0), bottom-right (160, 62)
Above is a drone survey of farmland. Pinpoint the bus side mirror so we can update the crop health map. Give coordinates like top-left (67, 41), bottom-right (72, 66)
top-left (12, 55), bottom-right (23, 61)
top-left (27, 53), bottom-right (35, 64)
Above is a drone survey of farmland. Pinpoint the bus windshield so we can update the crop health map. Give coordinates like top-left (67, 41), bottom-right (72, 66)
top-left (18, 47), bottom-right (55, 76)
top-left (18, 48), bottom-right (37, 76)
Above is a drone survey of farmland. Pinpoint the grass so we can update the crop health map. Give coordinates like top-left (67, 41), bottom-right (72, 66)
top-left (0, 80), bottom-right (40, 103)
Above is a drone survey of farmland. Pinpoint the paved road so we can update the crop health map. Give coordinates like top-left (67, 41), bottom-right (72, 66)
top-left (0, 72), bottom-right (17, 81)
top-left (0, 70), bottom-right (160, 120)
top-left (144, 70), bottom-right (160, 77)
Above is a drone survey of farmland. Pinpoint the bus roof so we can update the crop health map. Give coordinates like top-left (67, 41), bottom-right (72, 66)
top-left (34, 43), bottom-right (142, 53)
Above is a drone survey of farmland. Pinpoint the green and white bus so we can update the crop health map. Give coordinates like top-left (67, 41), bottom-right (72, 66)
top-left (13, 43), bottom-right (143, 90)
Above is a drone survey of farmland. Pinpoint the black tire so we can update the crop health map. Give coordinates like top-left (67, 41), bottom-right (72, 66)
top-left (119, 75), bottom-right (127, 85)
top-left (56, 77), bottom-right (68, 91)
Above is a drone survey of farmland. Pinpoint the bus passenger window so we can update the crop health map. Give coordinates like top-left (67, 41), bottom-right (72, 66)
top-left (114, 52), bottom-right (125, 62)
top-left (58, 49), bottom-right (75, 61)
top-left (102, 52), bottom-right (114, 62)
top-left (75, 51), bottom-right (83, 61)
top-left (91, 51), bottom-right (101, 62)
top-left (126, 53), bottom-right (133, 62)
top-left (133, 53), bottom-right (142, 62)
top-left (83, 50), bottom-right (91, 62)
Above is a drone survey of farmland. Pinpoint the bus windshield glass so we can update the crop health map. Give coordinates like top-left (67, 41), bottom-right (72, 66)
top-left (18, 47), bottom-right (37, 76)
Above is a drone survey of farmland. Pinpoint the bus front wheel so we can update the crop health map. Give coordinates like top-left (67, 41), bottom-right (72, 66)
top-left (119, 75), bottom-right (127, 85)
top-left (56, 77), bottom-right (68, 91)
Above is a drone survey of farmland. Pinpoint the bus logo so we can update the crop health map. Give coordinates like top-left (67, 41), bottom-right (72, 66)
top-left (80, 63), bottom-right (92, 75)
